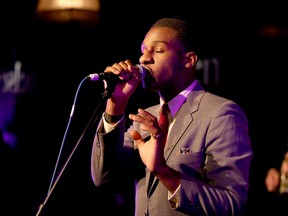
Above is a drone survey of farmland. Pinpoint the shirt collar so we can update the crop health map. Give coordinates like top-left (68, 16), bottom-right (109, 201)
top-left (160, 80), bottom-right (197, 117)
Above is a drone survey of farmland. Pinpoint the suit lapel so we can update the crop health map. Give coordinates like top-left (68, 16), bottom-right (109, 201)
top-left (164, 87), bottom-right (205, 159)
top-left (146, 81), bottom-right (206, 197)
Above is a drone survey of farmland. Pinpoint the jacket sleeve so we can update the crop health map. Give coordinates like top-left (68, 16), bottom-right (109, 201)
top-left (90, 117), bottom-right (126, 186)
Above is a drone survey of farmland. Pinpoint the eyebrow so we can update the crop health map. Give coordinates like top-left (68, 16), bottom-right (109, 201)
top-left (141, 40), bottom-right (169, 50)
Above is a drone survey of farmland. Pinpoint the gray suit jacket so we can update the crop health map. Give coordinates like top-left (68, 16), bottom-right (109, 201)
top-left (91, 80), bottom-right (253, 216)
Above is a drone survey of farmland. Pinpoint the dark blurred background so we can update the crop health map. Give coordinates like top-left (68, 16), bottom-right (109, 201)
top-left (1, 1), bottom-right (287, 215)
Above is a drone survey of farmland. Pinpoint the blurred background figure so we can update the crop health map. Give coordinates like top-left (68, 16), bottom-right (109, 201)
top-left (265, 152), bottom-right (288, 193)
top-left (264, 143), bottom-right (288, 215)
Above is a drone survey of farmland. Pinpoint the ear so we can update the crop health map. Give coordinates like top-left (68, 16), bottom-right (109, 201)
top-left (184, 52), bottom-right (198, 68)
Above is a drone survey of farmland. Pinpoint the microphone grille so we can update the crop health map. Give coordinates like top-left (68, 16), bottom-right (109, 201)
top-left (135, 64), bottom-right (147, 80)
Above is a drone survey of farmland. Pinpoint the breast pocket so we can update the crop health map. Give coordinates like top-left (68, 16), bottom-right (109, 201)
top-left (169, 149), bottom-right (205, 180)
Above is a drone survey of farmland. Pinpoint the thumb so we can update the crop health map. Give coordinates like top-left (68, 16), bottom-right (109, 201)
top-left (130, 130), bottom-right (144, 147)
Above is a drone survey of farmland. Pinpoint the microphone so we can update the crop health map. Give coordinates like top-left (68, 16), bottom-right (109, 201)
top-left (88, 64), bottom-right (147, 82)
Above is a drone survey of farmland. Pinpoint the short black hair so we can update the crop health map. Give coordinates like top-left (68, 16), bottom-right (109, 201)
top-left (150, 17), bottom-right (197, 53)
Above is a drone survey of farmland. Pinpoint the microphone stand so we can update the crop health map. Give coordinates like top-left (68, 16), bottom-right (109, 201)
top-left (35, 78), bottom-right (115, 216)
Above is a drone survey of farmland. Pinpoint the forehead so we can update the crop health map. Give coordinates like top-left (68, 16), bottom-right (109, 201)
top-left (142, 27), bottom-right (180, 48)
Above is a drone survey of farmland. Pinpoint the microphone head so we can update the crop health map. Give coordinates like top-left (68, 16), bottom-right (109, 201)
top-left (135, 64), bottom-right (147, 80)
top-left (135, 64), bottom-right (151, 89)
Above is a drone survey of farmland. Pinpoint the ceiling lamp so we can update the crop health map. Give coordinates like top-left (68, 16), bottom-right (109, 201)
top-left (36, 0), bottom-right (100, 26)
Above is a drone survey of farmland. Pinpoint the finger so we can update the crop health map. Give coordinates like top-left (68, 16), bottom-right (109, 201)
top-left (124, 59), bottom-right (133, 65)
top-left (128, 113), bottom-right (143, 122)
top-left (118, 61), bottom-right (136, 80)
top-left (104, 65), bottom-right (121, 75)
top-left (138, 109), bottom-right (157, 121)
top-left (129, 113), bottom-right (156, 130)
top-left (118, 61), bottom-right (129, 70)
top-left (105, 62), bottom-right (130, 81)
top-left (121, 60), bottom-right (144, 81)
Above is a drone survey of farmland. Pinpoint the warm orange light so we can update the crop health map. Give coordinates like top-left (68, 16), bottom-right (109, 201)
top-left (36, 0), bottom-right (100, 26)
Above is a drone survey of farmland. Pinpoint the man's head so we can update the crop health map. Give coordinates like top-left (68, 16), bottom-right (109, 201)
top-left (139, 17), bottom-right (198, 100)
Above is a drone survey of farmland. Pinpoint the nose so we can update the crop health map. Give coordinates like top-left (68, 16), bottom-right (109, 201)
top-left (139, 51), bottom-right (153, 65)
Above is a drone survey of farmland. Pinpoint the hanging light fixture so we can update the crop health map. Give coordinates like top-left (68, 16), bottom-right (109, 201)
top-left (36, 0), bottom-right (100, 26)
